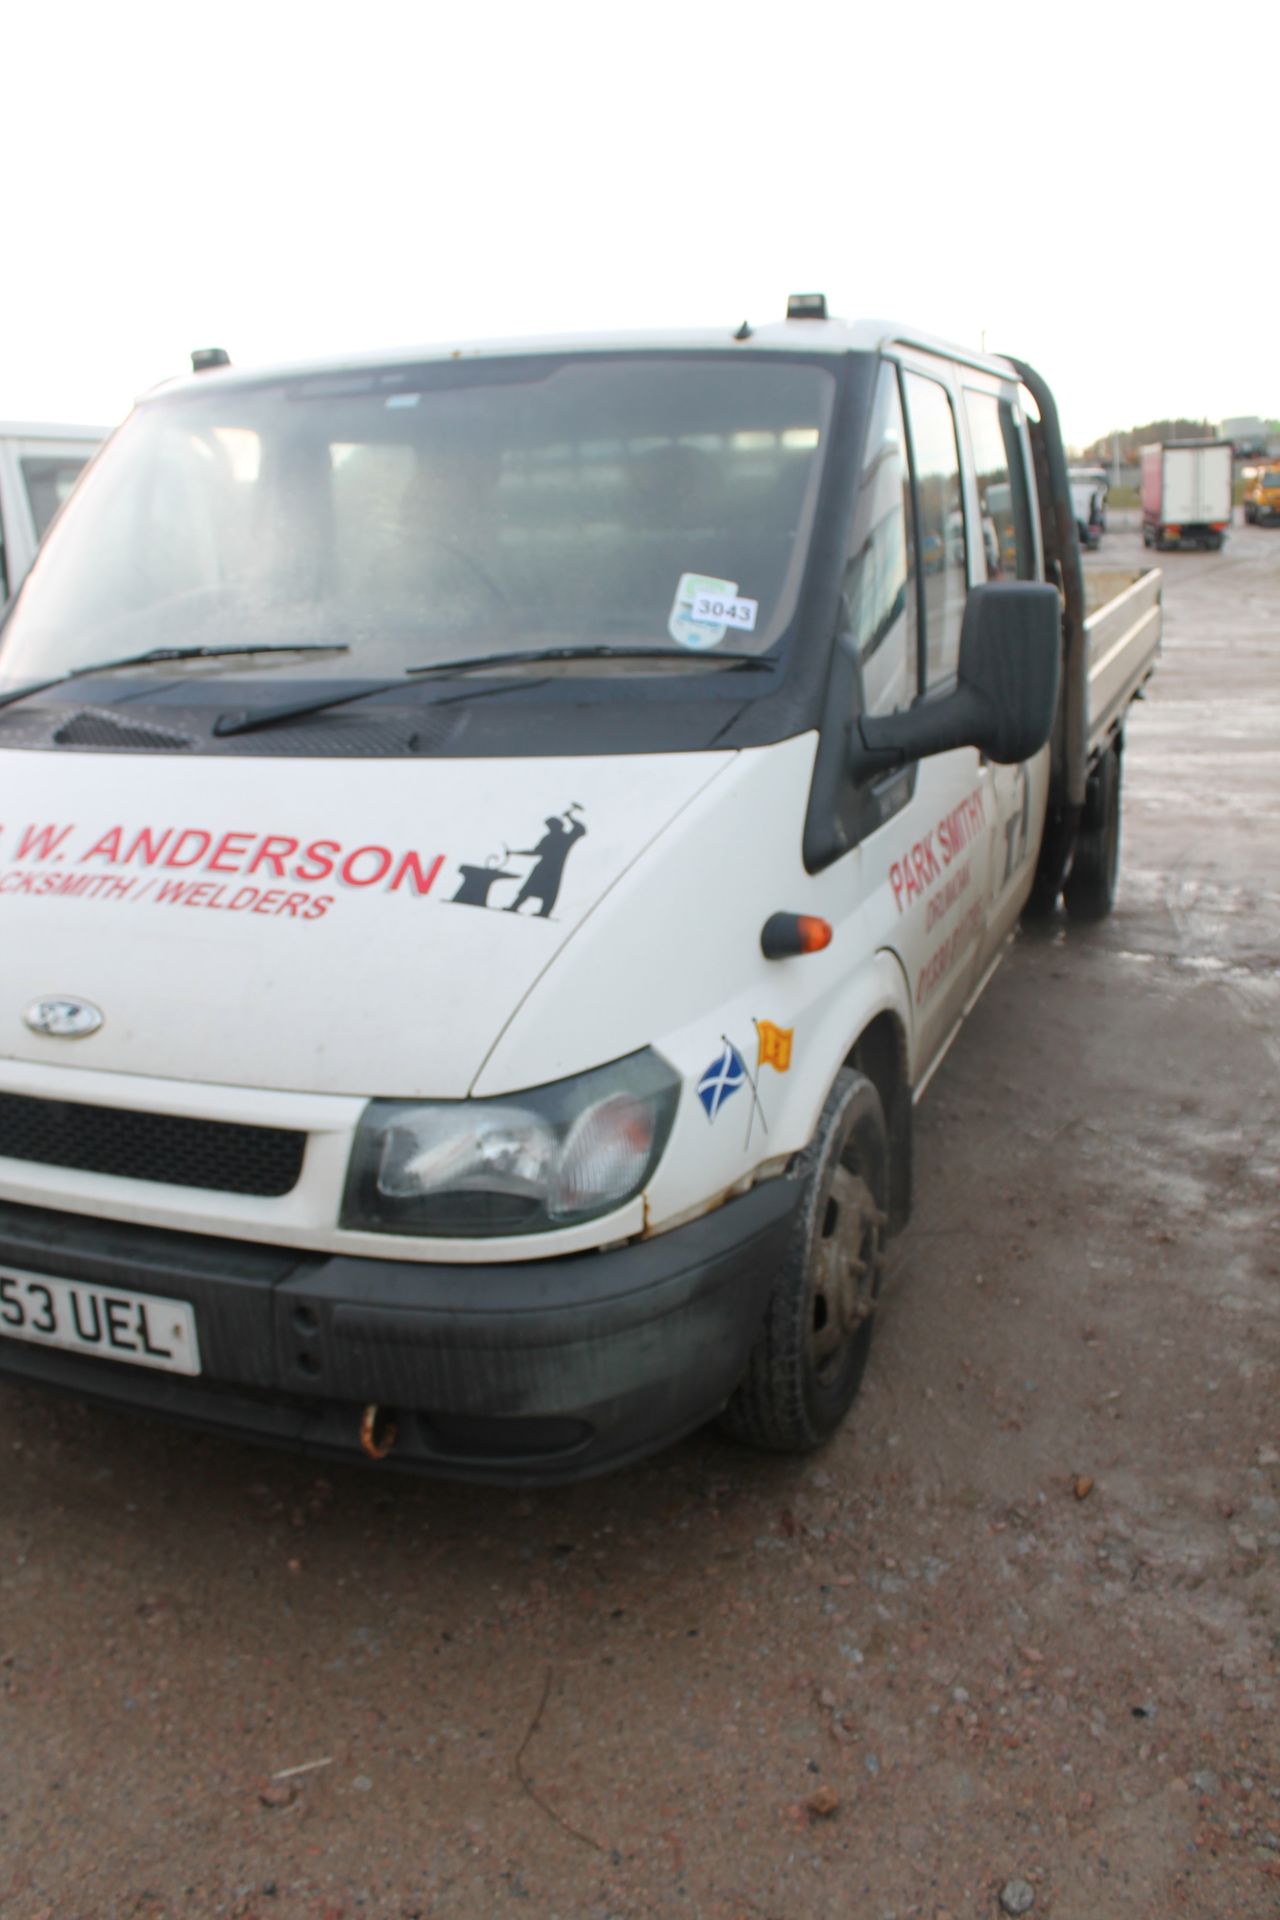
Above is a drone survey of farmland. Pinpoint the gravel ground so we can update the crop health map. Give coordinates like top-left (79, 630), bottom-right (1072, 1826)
top-left (2, 519), bottom-right (1278, 1920)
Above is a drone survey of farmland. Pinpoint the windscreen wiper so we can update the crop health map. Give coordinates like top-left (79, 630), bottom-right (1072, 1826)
top-left (211, 644), bottom-right (775, 740)
top-left (0, 643), bottom-right (350, 715)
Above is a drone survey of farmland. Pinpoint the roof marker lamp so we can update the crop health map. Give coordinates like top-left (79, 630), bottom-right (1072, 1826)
top-left (341, 1050), bottom-right (680, 1239)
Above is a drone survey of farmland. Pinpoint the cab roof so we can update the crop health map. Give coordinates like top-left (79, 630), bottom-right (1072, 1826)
top-left (147, 315), bottom-right (1023, 404)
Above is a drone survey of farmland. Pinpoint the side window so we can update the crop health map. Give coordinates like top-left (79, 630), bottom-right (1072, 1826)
top-left (964, 390), bottom-right (1035, 582)
top-left (844, 365), bottom-right (917, 718)
top-left (21, 457), bottom-right (90, 544)
top-left (901, 372), bottom-right (966, 687)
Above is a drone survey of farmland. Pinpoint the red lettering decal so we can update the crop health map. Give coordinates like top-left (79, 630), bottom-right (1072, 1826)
top-left (80, 826), bottom-right (123, 864)
top-left (123, 827), bottom-right (172, 866)
top-left (340, 845), bottom-right (392, 887)
top-left (155, 878), bottom-right (195, 903)
top-left (389, 851), bottom-right (445, 896)
top-left (165, 830), bottom-right (212, 869)
top-left (303, 894), bottom-right (333, 921)
top-left (18, 823), bottom-right (75, 860)
top-left (206, 831), bottom-right (255, 875)
top-left (278, 892), bottom-right (308, 918)
top-left (228, 887), bottom-right (259, 911)
top-left (889, 861), bottom-right (905, 912)
top-left (252, 889), bottom-right (285, 914)
top-left (248, 835), bottom-right (299, 879)
top-left (294, 839), bottom-right (339, 882)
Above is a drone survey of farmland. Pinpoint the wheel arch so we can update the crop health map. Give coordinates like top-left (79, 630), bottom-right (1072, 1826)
top-left (846, 1008), bottom-right (912, 1233)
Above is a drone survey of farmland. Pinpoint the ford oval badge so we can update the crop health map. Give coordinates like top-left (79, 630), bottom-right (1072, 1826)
top-left (23, 997), bottom-right (104, 1039)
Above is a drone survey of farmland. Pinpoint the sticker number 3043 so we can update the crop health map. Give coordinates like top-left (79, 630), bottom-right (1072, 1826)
top-left (692, 592), bottom-right (758, 632)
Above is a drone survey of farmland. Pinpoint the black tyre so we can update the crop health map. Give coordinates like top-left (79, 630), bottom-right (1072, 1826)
top-left (1021, 871), bottom-right (1061, 920)
top-left (1063, 740), bottom-right (1122, 922)
top-left (719, 1069), bottom-right (888, 1453)
top-left (1142, 524), bottom-right (1153, 547)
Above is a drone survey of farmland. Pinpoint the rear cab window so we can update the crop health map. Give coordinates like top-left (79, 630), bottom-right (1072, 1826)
top-left (962, 388), bottom-right (1037, 583)
top-left (900, 371), bottom-right (967, 690)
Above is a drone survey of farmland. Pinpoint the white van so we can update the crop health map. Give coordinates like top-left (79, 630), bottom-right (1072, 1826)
top-left (0, 423), bottom-right (104, 604)
top-left (0, 306), bottom-right (1157, 1481)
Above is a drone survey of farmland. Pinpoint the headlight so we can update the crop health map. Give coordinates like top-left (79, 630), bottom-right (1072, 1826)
top-left (340, 1049), bottom-right (680, 1238)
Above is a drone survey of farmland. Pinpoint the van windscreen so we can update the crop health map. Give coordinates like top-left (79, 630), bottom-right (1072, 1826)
top-left (3, 354), bottom-right (836, 687)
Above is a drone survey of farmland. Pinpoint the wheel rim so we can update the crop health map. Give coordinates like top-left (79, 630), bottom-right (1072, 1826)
top-left (809, 1162), bottom-right (881, 1384)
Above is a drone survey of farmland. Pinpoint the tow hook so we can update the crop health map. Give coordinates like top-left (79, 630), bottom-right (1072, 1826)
top-left (359, 1403), bottom-right (398, 1460)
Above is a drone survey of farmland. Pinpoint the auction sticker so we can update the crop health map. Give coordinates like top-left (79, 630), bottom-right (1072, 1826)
top-left (669, 573), bottom-right (758, 650)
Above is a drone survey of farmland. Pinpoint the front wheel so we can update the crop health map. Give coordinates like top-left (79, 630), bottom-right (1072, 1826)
top-left (1063, 739), bottom-right (1122, 921)
top-left (719, 1070), bottom-right (888, 1453)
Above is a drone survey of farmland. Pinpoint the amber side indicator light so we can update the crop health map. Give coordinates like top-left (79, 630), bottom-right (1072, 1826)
top-left (761, 912), bottom-right (833, 959)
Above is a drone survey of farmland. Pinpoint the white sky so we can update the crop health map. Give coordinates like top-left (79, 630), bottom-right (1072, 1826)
top-left (3, 0), bottom-right (1275, 450)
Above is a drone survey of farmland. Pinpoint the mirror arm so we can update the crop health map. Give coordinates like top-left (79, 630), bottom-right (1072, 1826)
top-left (851, 686), bottom-right (991, 782)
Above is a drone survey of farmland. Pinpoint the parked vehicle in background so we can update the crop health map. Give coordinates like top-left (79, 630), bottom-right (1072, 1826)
top-left (1141, 440), bottom-right (1233, 551)
top-left (1243, 464), bottom-right (1280, 525)
top-left (1070, 474), bottom-right (1104, 549)
top-left (0, 424), bottom-right (104, 606)
top-left (1220, 415), bottom-right (1271, 459)
top-left (1069, 466), bottom-right (1109, 532)
top-left (0, 307), bottom-right (1160, 1483)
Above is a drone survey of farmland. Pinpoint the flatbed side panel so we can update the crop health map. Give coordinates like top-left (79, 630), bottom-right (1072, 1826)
top-left (1084, 568), bottom-right (1162, 754)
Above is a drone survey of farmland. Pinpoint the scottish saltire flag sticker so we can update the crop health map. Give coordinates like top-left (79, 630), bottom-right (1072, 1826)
top-left (697, 1042), bottom-right (747, 1120)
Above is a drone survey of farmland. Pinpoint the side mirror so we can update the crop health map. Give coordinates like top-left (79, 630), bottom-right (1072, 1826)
top-left (852, 582), bottom-right (1061, 777)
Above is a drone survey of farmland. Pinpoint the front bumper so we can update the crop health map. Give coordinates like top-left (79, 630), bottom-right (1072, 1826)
top-left (0, 1179), bottom-right (797, 1484)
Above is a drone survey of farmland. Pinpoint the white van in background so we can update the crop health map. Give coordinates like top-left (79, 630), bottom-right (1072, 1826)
top-left (0, 424), bottom-right (104, 605)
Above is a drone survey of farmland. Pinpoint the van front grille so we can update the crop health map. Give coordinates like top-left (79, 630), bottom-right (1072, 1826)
top-left (0, 1093), bottom-right (305, 1197)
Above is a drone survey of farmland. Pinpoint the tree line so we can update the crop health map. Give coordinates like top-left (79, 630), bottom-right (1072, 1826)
top-left (1075, 419), bottom-right (1280, 463)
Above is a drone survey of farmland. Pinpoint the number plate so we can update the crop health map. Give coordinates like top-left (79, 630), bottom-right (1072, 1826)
top-left (0, 1266), bottom-right (200, 1376)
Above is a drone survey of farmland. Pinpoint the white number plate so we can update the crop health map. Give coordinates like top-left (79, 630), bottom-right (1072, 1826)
top-left (0, 1266), bottom-right (201, 1376)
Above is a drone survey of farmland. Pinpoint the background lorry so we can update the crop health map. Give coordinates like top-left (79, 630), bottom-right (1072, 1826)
top-left (1141, 438), bottom-right (1233, 551)
top-left (0, 422), bottom-right (103, 605)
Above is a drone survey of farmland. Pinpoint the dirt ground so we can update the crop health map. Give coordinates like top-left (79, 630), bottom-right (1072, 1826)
top-left (2, 517), bottom-right (1277, 1920)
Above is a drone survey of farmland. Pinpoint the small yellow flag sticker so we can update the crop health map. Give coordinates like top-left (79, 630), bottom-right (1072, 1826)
top-left (757, 1021), bottom-right (793, 1073)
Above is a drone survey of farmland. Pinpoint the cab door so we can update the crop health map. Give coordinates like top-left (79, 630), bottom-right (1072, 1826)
top-left (958, 380), bottom-right (1051, 966)
top-left (840, 354), bottom-right (991, 1082)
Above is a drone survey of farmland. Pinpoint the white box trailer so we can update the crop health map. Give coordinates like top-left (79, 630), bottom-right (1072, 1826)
top-left (1141, 440), bottom-right (1233, 551)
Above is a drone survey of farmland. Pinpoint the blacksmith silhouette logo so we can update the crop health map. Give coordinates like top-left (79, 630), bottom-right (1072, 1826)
top-left (449, 803), bottom-right (587, 918)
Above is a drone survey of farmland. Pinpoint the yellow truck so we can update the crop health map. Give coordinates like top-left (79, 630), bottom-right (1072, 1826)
top-left (1243, 464), bottom-right (1280, 525)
